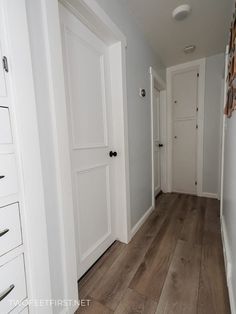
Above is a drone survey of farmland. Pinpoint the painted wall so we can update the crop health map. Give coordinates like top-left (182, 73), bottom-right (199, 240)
top-left (96, 0), bottom-right (165, 227)
top-left (222, 110), bottom-right (236, 313)
top-left (203, 53), bottom-right (225, 196)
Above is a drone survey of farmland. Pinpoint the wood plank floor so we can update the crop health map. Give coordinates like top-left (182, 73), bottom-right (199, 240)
top-left (76, 193), bottom-right (231, 314)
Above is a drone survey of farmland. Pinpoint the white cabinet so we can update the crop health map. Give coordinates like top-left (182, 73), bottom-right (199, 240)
top-left (0, 255), bottom-right (27, 313)
top-left (0, 2), bottom-right (29, 314)
top-left (0, 21), bottom-right (10, 109)
top-left (0, 1), bottom-right (54, 313)
top-left (0, 154), bottom-right (18, 198)
top-left (0, 203), bottom-right (22, 257)
top-left (0, 107), bottom-right (12, 144)
top-left (0, 44), bottom-right (7, 98)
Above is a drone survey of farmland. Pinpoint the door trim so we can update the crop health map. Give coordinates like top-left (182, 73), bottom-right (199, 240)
top-left (150, 67), bottom-right (166, 208)
top-left (2, 0), bottom-right (53, 311)
top-left (40, 0), bottom-right (130, 310)
top-left (166, 58), bottom-right (206, 196)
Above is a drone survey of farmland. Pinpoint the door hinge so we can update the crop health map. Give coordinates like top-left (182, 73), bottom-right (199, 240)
top-left (196, 124), bottom-right (198, 129)
top-left (195, 181), bottom-right (198, 186)
top-left (2, 56), bottom-right (8, 73)
top-left (197, 73), bottom-right (199, 77)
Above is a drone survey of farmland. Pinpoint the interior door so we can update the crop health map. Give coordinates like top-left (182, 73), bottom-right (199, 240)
top-left (153, 88), bottom-right (161, 196)
top-left (172, 69), bottom-right (198, 194)
top-left (59, 4), bottom-right (115, 278)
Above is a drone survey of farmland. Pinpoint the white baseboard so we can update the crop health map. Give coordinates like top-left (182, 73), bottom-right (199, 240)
top-left (130, 205), bottom-right (154, 239)
top-left (201, 192), bottom-right (218, 199)
top-left (221, 216), bottom-right (236, 314)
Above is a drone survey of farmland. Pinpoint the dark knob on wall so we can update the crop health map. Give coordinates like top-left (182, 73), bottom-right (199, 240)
top-left (158, 144), bottom-right (164, 147)
top-left (109, 151), bottom-right (117, 157)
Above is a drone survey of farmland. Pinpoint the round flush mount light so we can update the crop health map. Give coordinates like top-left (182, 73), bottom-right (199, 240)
top-left (183, 45), bottom-right (196, 54)
top-left (172, 4), bottom-right (191, 21)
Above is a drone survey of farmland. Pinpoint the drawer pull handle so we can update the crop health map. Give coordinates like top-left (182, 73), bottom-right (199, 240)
top-left (0, 229), bottom-right (9, 237)
top-left (0, 176), bottom-right (5, 179)
top-left (0, 284), bottom-right (15, 302)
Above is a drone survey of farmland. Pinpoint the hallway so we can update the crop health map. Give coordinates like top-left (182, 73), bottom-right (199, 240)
top-left (77, 193), bottom-right (230, 314)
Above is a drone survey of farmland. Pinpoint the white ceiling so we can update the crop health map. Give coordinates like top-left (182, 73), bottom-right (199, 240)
top-left (121, 0), bottom-right (234, 66)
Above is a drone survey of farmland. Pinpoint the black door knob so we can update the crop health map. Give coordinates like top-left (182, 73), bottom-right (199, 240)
top-left (109, 151), bottom-right (117, 157)
top-left (158, 144), bottom-right (164, 147)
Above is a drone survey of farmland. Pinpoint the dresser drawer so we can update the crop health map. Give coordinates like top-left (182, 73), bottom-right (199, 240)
top-left (0, 255), bottom-right (27, 313)
top-left (0, 203), bottom-right (22, 257)
top-left (0, 107), bottom-right (12, 144)
top-left (0, 154), bottom-right (18, 198)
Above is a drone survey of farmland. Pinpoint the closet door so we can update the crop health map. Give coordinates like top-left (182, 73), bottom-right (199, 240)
top-left (172, 68), bottom-right (198, 194)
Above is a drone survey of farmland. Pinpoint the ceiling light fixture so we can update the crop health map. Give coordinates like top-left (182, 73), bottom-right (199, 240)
top-left (183, 45), bottom-right (196, 54)
top-left (172, 4), bottom-right (191, 21)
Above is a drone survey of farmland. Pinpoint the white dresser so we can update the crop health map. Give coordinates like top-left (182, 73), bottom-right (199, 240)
top-left (0, 3), bottom-right (29, 313)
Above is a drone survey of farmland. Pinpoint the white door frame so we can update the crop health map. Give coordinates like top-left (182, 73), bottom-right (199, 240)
top-left (39, 0), bottom-right (130, 308)
top-left (150, 67), bottom-right (167, 208)
top-left (166, 58), bottom-right (206, 196)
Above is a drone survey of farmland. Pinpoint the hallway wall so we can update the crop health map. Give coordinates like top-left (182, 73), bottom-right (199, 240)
top-left (203, 53), bottom-right (225, 196)
top-left (222, 103), bottom-right (236, 313)
top-left (95, 0), bottom-right (165, 228)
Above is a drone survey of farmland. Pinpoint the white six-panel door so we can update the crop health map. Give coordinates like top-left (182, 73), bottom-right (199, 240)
top-left (172, 68), bottom-right (198, 195)
top-left (153, 88), bottom-right (161, 196)
top-left (59, 4), bottom-right (115, 278)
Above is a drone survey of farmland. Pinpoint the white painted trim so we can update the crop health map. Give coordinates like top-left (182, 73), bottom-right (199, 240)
top-left (150, 66), bottom-right (167, 208)
top-left (150, 67), bottom-right (166, 90)
top-left (221, 216), bottom-right (236, 314)
top-left (39, 0), bottom-right (130, 310)
top-left (130, 205), bottom-right (154, 238)
top-left (2, 1), bottom-right (52, 313)
top-left (59, 0), bottom-right (127, 47)
top-left (201, 192), bottom-right (218, 199)
top-left (109, 42), bottom-right (131, 243)
top-left (166, 58), bottom-right (206, 196)
top-left (39, 1), bottom-right (78, 312)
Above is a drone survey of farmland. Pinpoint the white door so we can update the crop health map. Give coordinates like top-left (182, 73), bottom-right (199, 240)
top-left (172, 69), bottom-right (198, 194)
top-left (153, 88), bottom-right (161, 196)
top-left (59, 4), bottom-right (115, 278)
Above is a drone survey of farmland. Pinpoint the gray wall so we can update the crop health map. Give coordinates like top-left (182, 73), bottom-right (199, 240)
top-left (96, 0), bottom-right (165, 227)
top-left (203, 53), bottom-right (225, 195)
